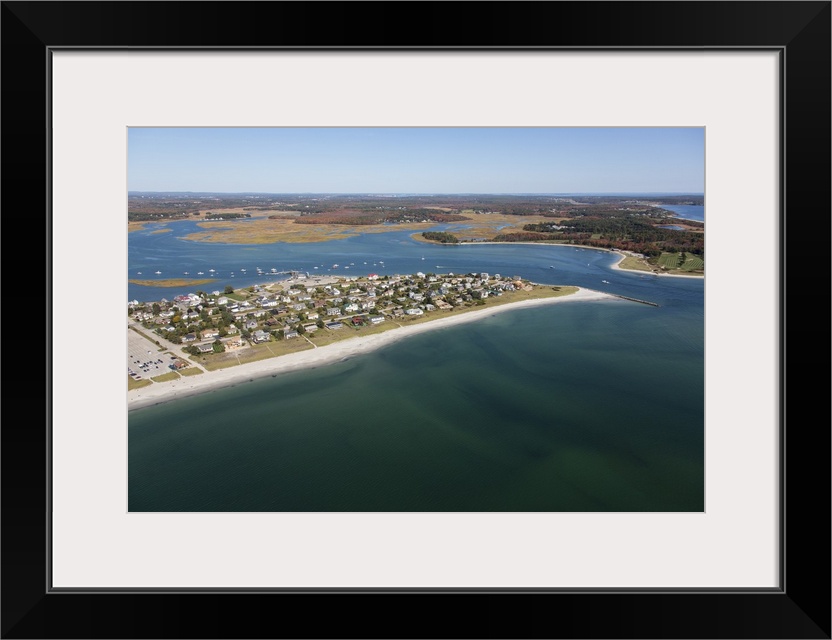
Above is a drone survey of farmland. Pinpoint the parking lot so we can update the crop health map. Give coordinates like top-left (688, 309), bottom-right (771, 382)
top-left (128, 328), bottom-right (174, 380)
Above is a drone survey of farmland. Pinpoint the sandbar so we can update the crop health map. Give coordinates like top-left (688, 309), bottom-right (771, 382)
top-left (128, 287), bottom-right (613, 411)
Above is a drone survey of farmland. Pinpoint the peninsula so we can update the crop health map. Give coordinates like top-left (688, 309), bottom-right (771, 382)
top-left (128, 271), bottom-right (615, 410)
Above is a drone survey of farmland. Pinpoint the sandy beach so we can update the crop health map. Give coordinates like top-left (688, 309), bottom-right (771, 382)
top-left (128, 287), bottom-right (613, 411)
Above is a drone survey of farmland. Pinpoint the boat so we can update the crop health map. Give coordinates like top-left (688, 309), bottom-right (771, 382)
top-left (241, 268), bottom-right (246, 272)
top-left (137, 272), bottom-right (142, 275)
top-left (154, 271), bottom-right (162, 275)
top-left (209, 268), bottom-right (215, 272)
top-left (602, 280), bottom-right (610, 284)
top-left (549, 266), bottom-right (555, 269)
top-left (197, 271), bottom-right (204, 275)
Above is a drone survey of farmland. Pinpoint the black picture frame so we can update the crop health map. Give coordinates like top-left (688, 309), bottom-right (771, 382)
top-left (3, 2), bottom-right (829, 638)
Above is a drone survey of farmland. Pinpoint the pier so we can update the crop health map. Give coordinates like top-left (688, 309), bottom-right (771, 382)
top-left (609, 293), bottom-right (660, 307)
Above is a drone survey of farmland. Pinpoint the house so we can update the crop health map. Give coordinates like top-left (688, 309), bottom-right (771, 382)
top-left (245, 319), bottom-right (258, 330)
top-left (182, 333), bottom-right (197, 342)
top-left (202, 328), bottom-right (219, 339)
top-left (325, 322), bottom-right (344, 330)
top-left (284, 330), bottom-right (299, 339)
top-left (306, 312), bottom-right (319, 320)
top-left (405, 308), bottom-right (424, 316)
top-left (326, 307), bottom-right (341, 316)
top-left (344, 303), bottom-right (359, 313)
top-left (252, 330), bottom-right (270, 343)
top-left (302, 323), bottom-right (318, 333)
top-left (369, 315), bottom-right (385, 324)
top-left (196, 342), bottom-right (214, 353)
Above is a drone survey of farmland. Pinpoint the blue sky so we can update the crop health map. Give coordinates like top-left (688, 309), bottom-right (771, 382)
top-left (128, 127), bottom-right (704, 194)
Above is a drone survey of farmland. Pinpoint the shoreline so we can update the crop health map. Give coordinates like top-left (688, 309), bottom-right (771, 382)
top-left (128, 287), bottom-right (614, 412)
top-left (608, 251), bottom-right (704, 279)
top-left (452, 241), bottom-right (704, 278)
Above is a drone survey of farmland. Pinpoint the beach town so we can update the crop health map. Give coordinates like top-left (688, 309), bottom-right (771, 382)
top-left (128, 270), bottom-right (613, 410)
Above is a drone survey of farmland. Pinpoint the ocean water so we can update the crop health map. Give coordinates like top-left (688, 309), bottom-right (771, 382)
top-left (658, 204), bottom-right (705, 222)
top-left (128, 228), bottom-right (704, 512)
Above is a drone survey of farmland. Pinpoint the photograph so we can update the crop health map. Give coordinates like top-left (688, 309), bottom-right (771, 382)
top-left (127, 126), bottom-right (705, 513)
top-left (3, 0), bottom-right (828, 635)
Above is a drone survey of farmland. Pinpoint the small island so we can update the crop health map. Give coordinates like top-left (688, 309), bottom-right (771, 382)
top-left (127, 271), bottom-right (614, 409)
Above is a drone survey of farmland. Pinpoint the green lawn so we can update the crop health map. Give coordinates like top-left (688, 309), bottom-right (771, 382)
top-left (199, 340), bottom-right (314, 371)
top-left (307, 320), bottom-right (398, 347)
top-left (128, 376), bottom-right (153, 390)
top-left (178, 367), bottom-right (204, 376)
top-left (655, 252), bottom-right (703, 273)
top-left (681, 256), bottom-right (704, 271)
top-left (151, 371), bottom-right (180, 383)
top-left (658, 253), bottom-right (681, 269)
